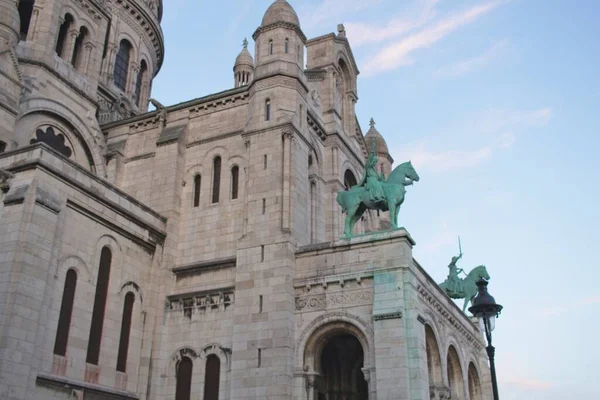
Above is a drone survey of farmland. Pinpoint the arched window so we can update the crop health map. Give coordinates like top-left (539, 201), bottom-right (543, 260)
top-left (344, 170), bottom-right (357, 190)
top-left (285, 38), bottom-right (289, 53)
top-left (18, 0), bottom-right (35, 41)
top-left (55, 14), bottom-right (74, 59)
top-left (53, 269), bottom-right (77, 356)
top-left (134, 60), bottom-right (148, 107)
top-left (468, 363), bottom-right (483, 400)
top-left (447, 346), bottom-right (465, 400)
top-left (212, 156), bottom-right (221, 204)
top-left (0, 141), bottom-right (6, 153)
top-left (116, 292), bottom-right (135, 373)
top-left (203, 355), bottom-right (221, 400)
top-left (71, 26), bottom-right (88, 70)
top-left (193, 174), bottom-right (201, 208)
top-left (114, 39), bottom-right (132, 91)
top-left (265, 99), bottom-right (271, 121)
top-left (268, 39), bottom-right (273, 55)
top-left (86, 246), bottom-right (112, 365)
top-left (231, 166), bottom-right (239, 200)
top-left (175, 357), bottom-right (193, 400)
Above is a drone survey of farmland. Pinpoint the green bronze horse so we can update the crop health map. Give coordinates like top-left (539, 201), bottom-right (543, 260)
top-left (439, 265), bottom-right (490, 312)
top-left (336, 161), bottom-right (420, 237)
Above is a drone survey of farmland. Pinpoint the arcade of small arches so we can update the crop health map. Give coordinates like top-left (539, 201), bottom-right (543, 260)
top-left (171, 346), bottom-right (228, 400)
top-left (425, 323), bottom-right (484, 400)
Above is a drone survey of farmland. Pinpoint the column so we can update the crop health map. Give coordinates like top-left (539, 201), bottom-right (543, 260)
top-left (281, 131), bottom-right (292, 232)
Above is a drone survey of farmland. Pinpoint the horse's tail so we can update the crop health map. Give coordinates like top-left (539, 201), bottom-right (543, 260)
top-left (336, 191), bottom-right (347, 212)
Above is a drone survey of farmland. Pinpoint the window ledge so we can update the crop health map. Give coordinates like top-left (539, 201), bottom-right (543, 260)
top-left (36, 372), bottom-right (139, 399)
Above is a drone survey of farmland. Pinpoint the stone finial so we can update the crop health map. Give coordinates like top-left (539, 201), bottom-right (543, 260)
top-left (337, 23), bottom-right (346, 37)
top-left (243, 38), bottom-right (248, 49)
top-left (369, 117), bottom-right (375, 129)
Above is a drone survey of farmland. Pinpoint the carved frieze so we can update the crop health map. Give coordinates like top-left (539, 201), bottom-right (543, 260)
top-left (168, 288), bottom-right (234, 319)
top-left (296, 289), bottom-right (372, 311)
top-left (189, 93), bottom-right (249, 118)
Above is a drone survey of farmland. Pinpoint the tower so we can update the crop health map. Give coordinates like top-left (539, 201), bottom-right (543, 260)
top-left (0, 0), bottom-right (22, 151)
top-left (233, 38), bottom-right (254, 88)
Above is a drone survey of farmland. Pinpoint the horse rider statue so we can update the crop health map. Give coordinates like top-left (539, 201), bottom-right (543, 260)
top-left (445, 252), bottom-right (464, 296)
top-left (336, 134), bottom-right (420, 238)
top-left (359, 147), bottom-right (386, 203)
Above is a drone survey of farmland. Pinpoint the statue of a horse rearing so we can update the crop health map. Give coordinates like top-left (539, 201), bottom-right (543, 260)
top-left (337, 161), bottom-right (420, 237)
top-left (439, 265), bottom-right (490, 312)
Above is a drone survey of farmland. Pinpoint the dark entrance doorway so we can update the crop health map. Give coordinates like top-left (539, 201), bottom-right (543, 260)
top-left (318, 334), bottom-right (368, 400)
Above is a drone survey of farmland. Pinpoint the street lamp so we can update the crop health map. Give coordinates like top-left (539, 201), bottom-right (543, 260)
top-left (469, 278), bottom-right (503, 400)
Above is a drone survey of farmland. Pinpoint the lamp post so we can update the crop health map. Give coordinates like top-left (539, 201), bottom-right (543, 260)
top-left (468, 278), bottom-right (503, 400)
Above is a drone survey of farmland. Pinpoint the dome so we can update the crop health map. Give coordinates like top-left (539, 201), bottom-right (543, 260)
top-left (0, 0), bottom-right (20, 46)
top-left (364, 118), bottom-right (390, 155)
top-left (234, 39), bottom-right (254, 69)
top-left (261, 0), bottom-right (300, 28)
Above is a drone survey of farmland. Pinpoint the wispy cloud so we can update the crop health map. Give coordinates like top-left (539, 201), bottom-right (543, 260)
top-left (504, 377), bottom-right (553, 390)
top-left (299, 0), bottom-right (384, 30)
top-left (391, 107), bottom-right (551, 173)
top-left (542, 295), bottom-right (600, 317)
top-left (345, 0), bottom-right (439, 47)
top-left (422, 220), bottom-right (458, 253)
top-left (363, 0), bottom-right (507, 75)
top-left (395, 143), bottom-right (492, 173)
top-left (434, 39), bottom-right (509, 78)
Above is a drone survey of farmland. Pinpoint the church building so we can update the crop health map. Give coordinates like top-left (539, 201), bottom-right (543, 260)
top-left (0, 0), bottom-right (492, 399)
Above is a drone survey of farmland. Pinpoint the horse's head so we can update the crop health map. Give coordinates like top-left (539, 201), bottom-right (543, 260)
top-left (405, 161), bottom-right (420, 182)
top-left (474, 265), bottom-right (490, 280)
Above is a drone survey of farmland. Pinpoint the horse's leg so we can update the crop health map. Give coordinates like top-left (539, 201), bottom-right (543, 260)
top-left (388, 200), bottom-right (398, 229)
top-left (349, 204), bottom-right (365, 235)
top-left (345, 203), bottom-right (359, 237)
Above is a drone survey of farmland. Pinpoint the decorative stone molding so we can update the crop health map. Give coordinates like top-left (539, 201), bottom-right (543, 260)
top-left (417, 284), bottom-right (483, 351)
top-left (34, 187), bottom-right (62, 214)
top-left (167, 287), bottom-right (235, 319)
top-left (296, 289), bottom-right (372, 311)
top-left (252, 21), bottom-right (307, 43)
top-left (189, 92), bottom-right (249, 118)
top-left (373, 311), bottom-right (403, 321)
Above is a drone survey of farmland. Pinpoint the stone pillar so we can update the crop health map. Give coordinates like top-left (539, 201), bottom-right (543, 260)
top-left (65, 29), bottom-right (79, 63)
top-left (82, 42), bottom-right (94, 75)
top-left (0, 180), bottom-right (63, 400)
top-left (281, 131), bottom-right (292, 232)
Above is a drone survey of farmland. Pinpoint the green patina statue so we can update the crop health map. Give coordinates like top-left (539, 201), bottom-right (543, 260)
top-left (336, 139), bottom-right (419, 237)
top-left (439, 240), bottom-right (492, 312)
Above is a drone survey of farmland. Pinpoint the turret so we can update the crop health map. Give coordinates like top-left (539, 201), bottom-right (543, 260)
top-left (0, 0), bottom-right (20, 46)
top-left (233, 38), bottom-right (254, 88)
top-left (252, 0), bottom-right (306, 80)
top-left (364, 118), bottom-right (393, 177)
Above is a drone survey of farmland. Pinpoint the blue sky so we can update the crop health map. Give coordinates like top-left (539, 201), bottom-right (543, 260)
top-left (152, 1), bottom-right (600, 398)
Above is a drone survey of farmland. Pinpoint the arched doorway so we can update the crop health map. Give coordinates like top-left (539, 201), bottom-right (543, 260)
top-left (318, 334), bottom-right (368, 400)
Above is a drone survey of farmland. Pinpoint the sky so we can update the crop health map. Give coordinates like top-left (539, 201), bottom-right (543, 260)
top-left (152, 1), bottom-right (600, 398)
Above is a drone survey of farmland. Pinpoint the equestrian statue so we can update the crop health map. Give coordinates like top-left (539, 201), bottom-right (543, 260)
top-left (438, 239), bottom-right (491, 312)
top-left (336, 139), bottom-right (420, 237)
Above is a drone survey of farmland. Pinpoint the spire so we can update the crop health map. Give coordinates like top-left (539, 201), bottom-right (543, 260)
top-left (243, 37), bottom-right (248, 49)
top-left (369, 118), bottom-right (375, 129)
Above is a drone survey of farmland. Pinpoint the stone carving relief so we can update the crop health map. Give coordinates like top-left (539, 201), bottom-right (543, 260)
top-left (30, 126), bottom-right (73, 158)
top-left (296, 290), bottom-right (373, 311)
top-left (168, 288), bottom-right (234, 319)
top-left (310, 89), bottom-right (321, 108)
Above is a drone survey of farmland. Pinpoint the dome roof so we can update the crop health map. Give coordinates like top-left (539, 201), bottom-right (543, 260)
top-left (0, 0), bottom-right (20, 46)
top-left (234, 39), bottom-right (254, 69)
top-left (261, 0), bottom-right (300, 28)
top-left (364, 118), bottom-right (390, 155)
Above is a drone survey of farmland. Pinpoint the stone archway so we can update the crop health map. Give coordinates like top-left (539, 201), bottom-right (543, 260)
top-left (302, 319), bottom-right (372, 400)
top-left (318, 334), bottom-right (368, 400)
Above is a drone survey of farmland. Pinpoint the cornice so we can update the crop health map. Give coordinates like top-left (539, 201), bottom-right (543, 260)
top-left (252, 21), bottom-right (307, 43)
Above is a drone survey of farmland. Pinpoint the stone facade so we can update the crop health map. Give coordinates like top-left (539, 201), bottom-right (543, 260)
top-left (0, 1), bottom-right (492, 399)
